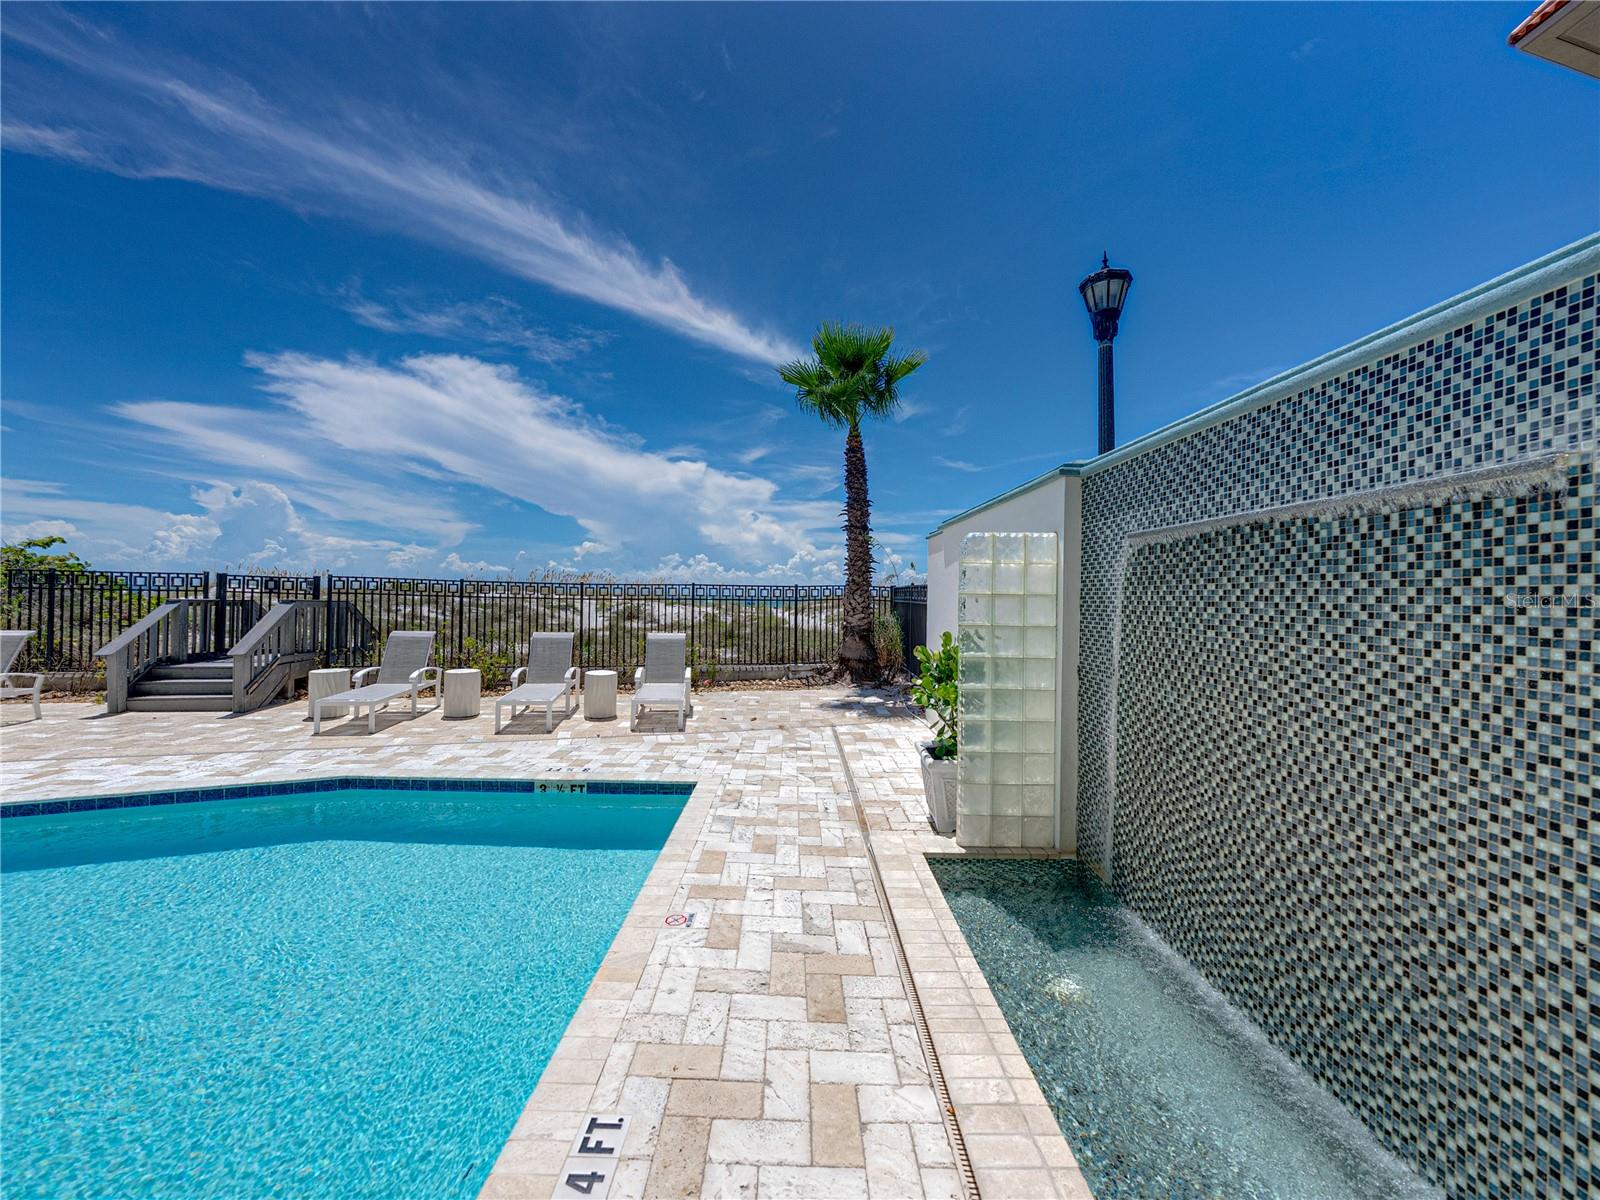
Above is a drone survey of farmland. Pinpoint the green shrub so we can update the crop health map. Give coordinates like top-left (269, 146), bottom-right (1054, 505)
top-left (911, 632), bottom-right (959, 759)
top-left (461, 636), bottom-right (518, 683)
top-left (873, 610), bottom-right (904, 676)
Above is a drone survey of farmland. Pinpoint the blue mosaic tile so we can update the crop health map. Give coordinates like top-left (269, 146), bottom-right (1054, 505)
top-left (1076, 269), bottom-right (1597, 1199)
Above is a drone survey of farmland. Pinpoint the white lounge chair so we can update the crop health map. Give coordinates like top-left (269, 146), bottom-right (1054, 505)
top-left (631, 632), bottom-right (693, 732)
top-left (1, 631), bottom-right (44, 721)
top-left (495, 632), bottom-right (578, 733)
top-left (313, 631), bottom-right (440, 734)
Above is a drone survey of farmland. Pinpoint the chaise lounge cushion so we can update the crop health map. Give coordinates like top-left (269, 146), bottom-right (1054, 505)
top-left (635, 682), bottom-right (687, 705)
top-left (325, 683), bottom-right (415, 705)
top-left (502, 680), bottom-right (568, 705)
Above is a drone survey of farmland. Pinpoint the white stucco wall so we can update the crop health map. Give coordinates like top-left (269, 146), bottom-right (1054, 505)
top-left (925, 471), bottom-right (1083, 851)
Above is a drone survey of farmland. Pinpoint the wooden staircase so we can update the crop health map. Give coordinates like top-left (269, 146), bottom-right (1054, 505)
top-left (97, 599), bottom-right (323, 715)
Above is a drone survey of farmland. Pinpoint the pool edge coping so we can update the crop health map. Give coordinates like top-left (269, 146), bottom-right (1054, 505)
top-left (0, 774), bottom-right (697, 818)
top-left (478, 774), bottom-right (723, 1198)
top-left (853, 807), bottom-right (1097, 1198)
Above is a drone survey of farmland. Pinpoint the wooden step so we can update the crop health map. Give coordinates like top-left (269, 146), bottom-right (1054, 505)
top-left (126, 695), bottom-right (233, 713)
top-left (132, 678), bottom-right (235, 698)
top-left (143, 661), bottom-right (233, 681)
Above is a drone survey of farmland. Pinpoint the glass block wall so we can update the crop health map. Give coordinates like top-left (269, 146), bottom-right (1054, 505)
top-left (956, 532), bottom-right (1058, 848)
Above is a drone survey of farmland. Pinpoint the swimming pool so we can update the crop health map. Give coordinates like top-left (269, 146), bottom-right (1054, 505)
top-left (930, 858), bottom-right (1440, 1200)
top-left (1, 779), bottom-right (688, 1200)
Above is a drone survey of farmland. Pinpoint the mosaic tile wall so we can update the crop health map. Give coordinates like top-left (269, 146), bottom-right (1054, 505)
top-left (1077, 266), bottom-right (1596, 1199)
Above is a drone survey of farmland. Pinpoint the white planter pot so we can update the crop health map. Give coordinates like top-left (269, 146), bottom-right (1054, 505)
top-left (920, 744), bottom-right (958, 835)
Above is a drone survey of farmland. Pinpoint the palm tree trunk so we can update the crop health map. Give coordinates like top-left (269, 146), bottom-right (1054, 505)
top-left (839, 418), bottom-right (878, 682)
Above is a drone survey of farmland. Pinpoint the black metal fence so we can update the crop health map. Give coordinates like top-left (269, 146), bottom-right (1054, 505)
top-left (891, 584), bottom-right (928, 669)
top-left (2, 569), bottom-right (924, 683)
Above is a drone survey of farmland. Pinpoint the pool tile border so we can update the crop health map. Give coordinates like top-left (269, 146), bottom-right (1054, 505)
top-left (0, 775), bottom-right (696, 818)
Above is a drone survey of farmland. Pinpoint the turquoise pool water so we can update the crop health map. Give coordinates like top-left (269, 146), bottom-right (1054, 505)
top-left (1, 784), bottom-right (685, 1200)
top-left (930, 858), bottom-right (1440, 1200)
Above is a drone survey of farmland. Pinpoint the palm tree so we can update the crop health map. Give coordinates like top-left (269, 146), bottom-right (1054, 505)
top-left (779, 323), bottom-right (926, 683)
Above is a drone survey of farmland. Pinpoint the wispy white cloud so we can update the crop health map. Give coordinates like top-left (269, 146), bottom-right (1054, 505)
top-left (339, 286), bottom-right (611, 364)
top-left (932, 450), bottom-right (1064, 476)
top-left (2, 478), bottom-right (197, 563)
top-left (2, 11), bottom-right (800, 365)
top-left (778, 463), bottom-right (840, 494)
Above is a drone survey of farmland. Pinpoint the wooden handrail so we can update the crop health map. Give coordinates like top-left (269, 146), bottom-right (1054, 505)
top-left (230, 601), bottom-right (321, 707)
top-left (97, 600), bottom-right (208, 714)
top-left (95, 602), bottom-right (186, 659)
top-left (227, 601), bottom-right (309, 658)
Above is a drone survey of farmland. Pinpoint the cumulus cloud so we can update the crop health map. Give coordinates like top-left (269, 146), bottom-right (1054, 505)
top-left (1, 518), bottom-right (83, 545)
top-left (0, 475), bottom-right (434, 571)
top-left (90, 350), bottom-right (844, 577)
top-left (2, 478), bottom-right (194, 563)
top-left (642, 549), bottom-right (844, 584)
top-left (179, 482), bottom-right (433, 570)
top-left (2, 10), bottom-right (799, 364)
top-left (235, 350), bottom-right (830, 565)
top-left (440, 552), bottom-right (510, 576)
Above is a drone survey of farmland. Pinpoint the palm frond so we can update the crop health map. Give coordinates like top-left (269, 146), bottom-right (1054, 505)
top-left (777, 321), bottom-right (927, 428)
top-left (883, 350), bottom-right (928, 385)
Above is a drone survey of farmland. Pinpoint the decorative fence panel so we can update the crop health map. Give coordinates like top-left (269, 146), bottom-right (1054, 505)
top-left (0, 571), bottom-right (210, 672)
top-left (3, 569), bottom-right (902, 681)
top-left (323, 577), bottom-right (896, 680)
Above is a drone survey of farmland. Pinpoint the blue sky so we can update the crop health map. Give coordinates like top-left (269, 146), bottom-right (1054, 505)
top-left (2, 3), bottom-right (1594, 581)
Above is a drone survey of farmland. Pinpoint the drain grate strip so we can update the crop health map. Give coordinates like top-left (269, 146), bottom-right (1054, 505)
top-left (830, 726), bottom-right (980, 1200)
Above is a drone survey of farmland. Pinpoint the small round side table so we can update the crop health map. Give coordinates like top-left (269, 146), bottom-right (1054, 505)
top-left (442, 668), bottom-right (482, 719)
top-left (583, 669), bottom-right (618, 720)
top-left (308, 668), bottom-right (351, 719)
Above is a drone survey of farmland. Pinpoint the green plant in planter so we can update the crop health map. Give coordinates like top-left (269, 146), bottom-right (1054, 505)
top-left (911, 631), bottom-right (959, 760)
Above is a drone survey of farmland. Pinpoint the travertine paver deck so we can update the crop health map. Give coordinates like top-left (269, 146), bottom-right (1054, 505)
top-left (0, 690), bottom-right (1091, 1200)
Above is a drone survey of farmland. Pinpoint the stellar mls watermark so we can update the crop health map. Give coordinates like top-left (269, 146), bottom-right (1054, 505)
top-left (1507, 592), bottom-right (1595, 607)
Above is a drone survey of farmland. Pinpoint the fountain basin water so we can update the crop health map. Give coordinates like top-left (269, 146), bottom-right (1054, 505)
top-left (930, 857), bottom-right (1442, 1200)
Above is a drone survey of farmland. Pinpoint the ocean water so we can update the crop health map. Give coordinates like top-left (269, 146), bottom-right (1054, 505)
top-left (1, 786), bottom-right (684, 1199)
top-left (929, 858), bottom-right (1441, 1200)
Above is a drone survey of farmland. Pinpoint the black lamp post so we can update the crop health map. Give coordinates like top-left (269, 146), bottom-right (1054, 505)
top-left (1078, 253), bottom-right (1132, 455)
